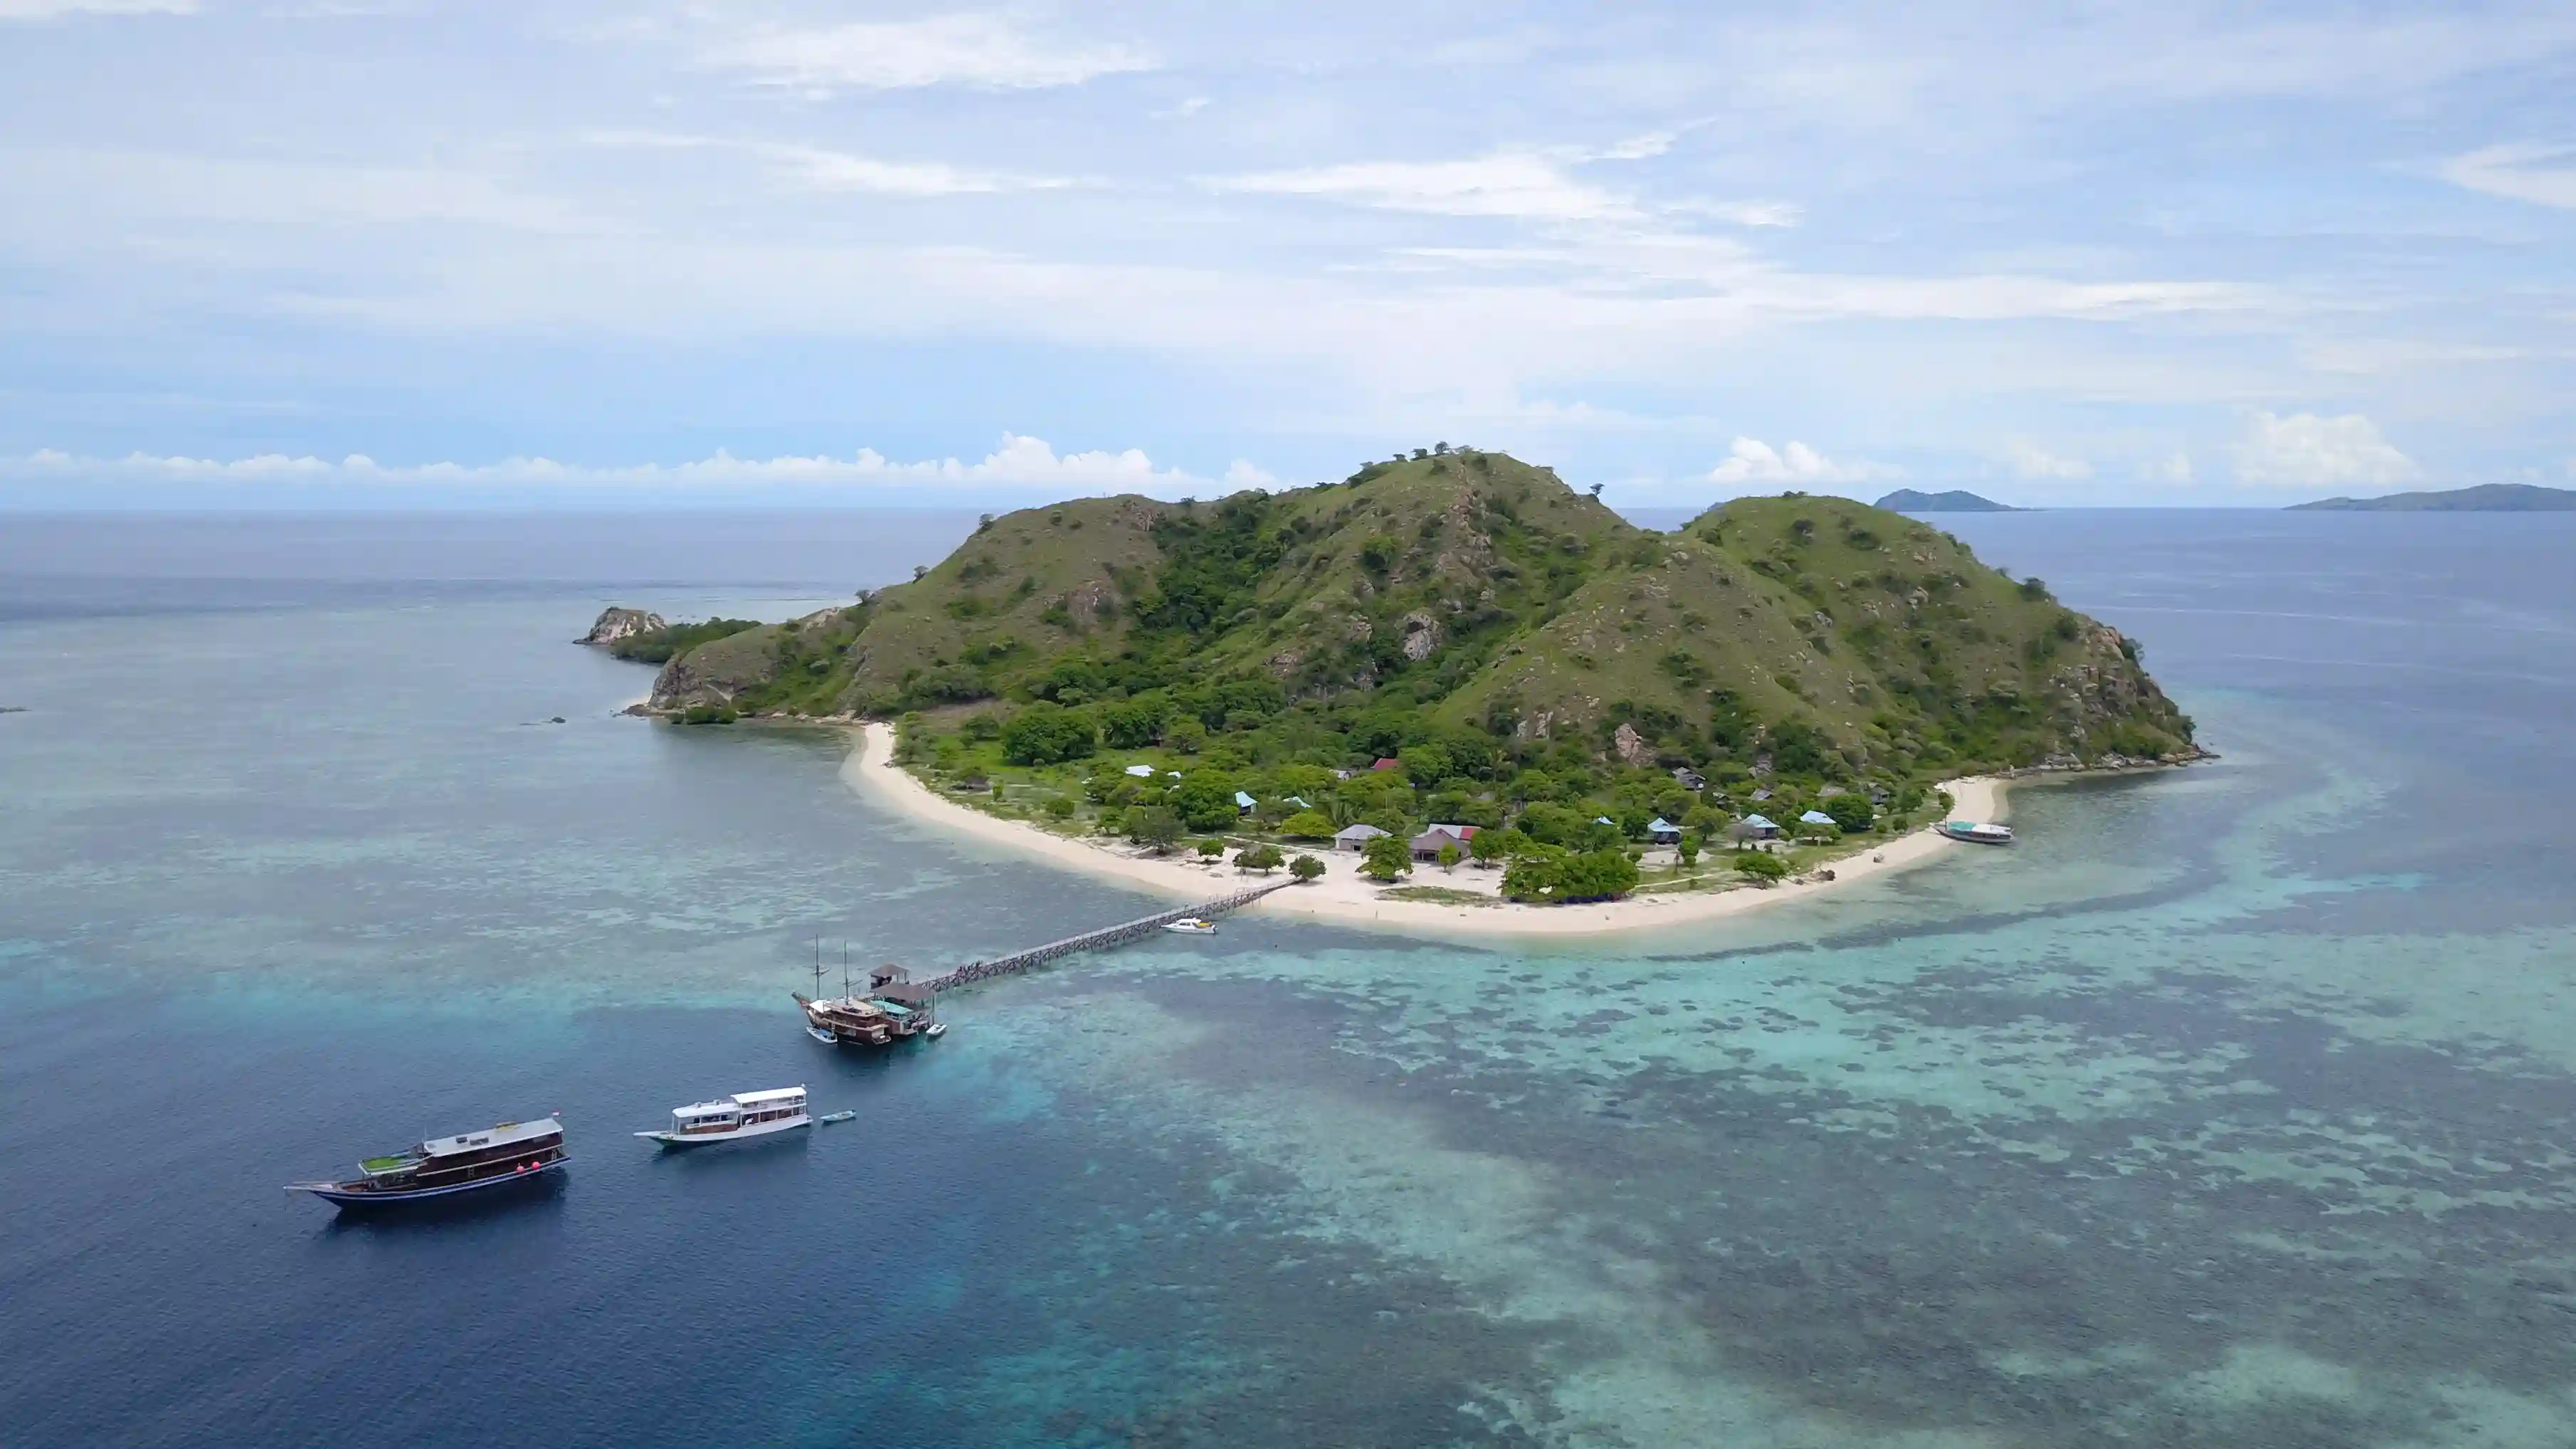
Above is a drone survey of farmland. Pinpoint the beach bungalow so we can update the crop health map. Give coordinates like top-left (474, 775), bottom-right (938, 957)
top-left (1371, 757), bottom-right (1402, 772)
top-left (1670, 767), bottom-right (1707, 791)
top-left (1234, 791), bottom-right (1257, 816)
top-left (1751, 787), bottom-right (1773, 803)
top-left (1124, 764), bottom-right (1156, 778)
top-left (1800, 810), bottom-right (1837, 828)
top-left (1409, 823), bottom-right (1479, 861)
top-left (1334, 823), bottom-right (1390, 853)
top-left (1646, 817), bottom-right (1683, 845)
top-left (1284, 796), bottom-right (1311, 809)
top-left (1738, 813), bottom-right (1781, 841)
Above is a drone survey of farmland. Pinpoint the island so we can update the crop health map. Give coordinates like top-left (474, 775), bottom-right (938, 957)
top-left (1874, 488), bottom-right (2022, 513)
top-left (2289, 483), bottom-right (2576, 512)
top-left (599, 449), bottom-right (2201, 936)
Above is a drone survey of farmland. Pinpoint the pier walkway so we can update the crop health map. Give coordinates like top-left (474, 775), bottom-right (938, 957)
top-left (922, 880), bottom-right (1294, 994)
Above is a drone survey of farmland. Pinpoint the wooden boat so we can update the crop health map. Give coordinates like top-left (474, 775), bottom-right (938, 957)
top-left (287, 1117), bottom-right (566, 1208)
top-left (798, 951), bottom-right (945, 1048)
top-left (1937, 820), bottom-right (2015, 845)
top-left (635, 1087), bottom-right (808, 1147)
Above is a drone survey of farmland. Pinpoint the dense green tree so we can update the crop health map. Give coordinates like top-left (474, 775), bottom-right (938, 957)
top-left (1128, 806), bottom-right (1184, 853)
top-left (1099, 697), bottom-right (1168, 749)
top-left (1469, 826), bottom-right (1514, 866)
top-left (1556, 848), bottom-right (1640, 901)
top-left (1279, 810), bottom-right (1336, 839)
top-left (1825, 794), bottom-right (1876, 833)
top-left (1360, 833), bottom-right (1411, 882)
top-left (1437, 842), bottom-right (1462, 873)
top-left (1735, 851), bottom-right (1788, 885)
top-left (1166, 718), bottom-right (1208, 754)
top-left (1289, 853), bottom-right (1326, 882)
top-left (1195, 837), bottom-right (1226, 858)
top-left (1171, 772), bottom-right (1243, 832)
top-left (1002, 701), bottom-right (1097, 765)
top-left (1236, 843), bottom-right (1286, 873)
top-left (1500, 847), bottom-right (1563, 902)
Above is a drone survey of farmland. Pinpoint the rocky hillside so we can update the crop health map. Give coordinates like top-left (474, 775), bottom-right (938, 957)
top-left (632, 450), bottom-right (2196, 775)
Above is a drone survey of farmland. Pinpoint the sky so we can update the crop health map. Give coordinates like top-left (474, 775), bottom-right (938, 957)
top-left (2, 1), bottom-right (2573, 510)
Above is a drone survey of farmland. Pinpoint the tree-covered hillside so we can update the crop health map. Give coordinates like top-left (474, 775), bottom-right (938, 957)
top-left (642, 449), bottom-right (2197, 784)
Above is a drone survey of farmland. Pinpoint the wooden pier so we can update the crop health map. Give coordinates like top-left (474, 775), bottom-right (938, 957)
top-left (919, 880), bottom-right (1293, 994)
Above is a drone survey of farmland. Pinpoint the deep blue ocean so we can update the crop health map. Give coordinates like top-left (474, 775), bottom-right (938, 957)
top-left (6, 509), bottom-right (2576, 1448)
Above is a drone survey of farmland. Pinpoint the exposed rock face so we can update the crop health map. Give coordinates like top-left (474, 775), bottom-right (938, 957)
top-left (1398, 611), bottom-right (1443, 662)
top-left (1612, 721), bottom-right (1654, 766)
top-left (579, 607), bottom-right (665, 646)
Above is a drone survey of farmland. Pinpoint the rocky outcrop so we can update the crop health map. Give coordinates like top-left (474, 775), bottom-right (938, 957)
top-left (1612, 721), bottom-right (1655, 766)
top-left (1398, 611), bottom-right (1443, 662)
top-left (579, 607), bottom-right (665, 646)
top-left (647, 623), bottom-right (782, 711)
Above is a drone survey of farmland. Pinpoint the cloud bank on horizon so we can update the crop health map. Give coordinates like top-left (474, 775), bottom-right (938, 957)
top-left (1, 1), bottom-right (2571, 507)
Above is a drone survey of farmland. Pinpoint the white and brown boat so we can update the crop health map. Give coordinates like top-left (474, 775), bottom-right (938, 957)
top-left (797, 961), bottom-right (944, 1047)
top-left (635, 1087), bottom-right (809, 1147)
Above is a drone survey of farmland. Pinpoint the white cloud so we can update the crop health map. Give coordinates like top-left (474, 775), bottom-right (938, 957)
top-left (1209, 151), bottom-right (1635, 222)
top-left (2149, 451), bottom-right (2195, 484)
top-left (2005, 439), bottom-right (2092, 480)
top-left (2232, 411), bottom-right (2419, 488)
top-left (583, 132), bottom-right (1071, 196)
top-left (6, 436), bottom-right (1265, 495)
top-left (0, 0), bottom-right (191, 16)
top-left (707, 14), bottom-right (1153, 93)
top-left (1665, 199), bottom-right (1804, 228)
top-left (1707, 437), bottom-right (1899, 485)
top-left (756, 143), bottom-right (1072, 196)
top-left (2439, 143), bottom-right (2576, 211)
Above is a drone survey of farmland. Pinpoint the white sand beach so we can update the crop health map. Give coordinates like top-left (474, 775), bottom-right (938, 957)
top-left (839, 724), bottom-right (2009, 940)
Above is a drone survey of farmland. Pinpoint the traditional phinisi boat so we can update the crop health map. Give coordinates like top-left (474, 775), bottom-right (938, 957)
top-left (796, 956), bottom-right (944, 1048)
top-left (286, 1117), bottom-right (566, 1208)
top-left (635, 1087), bottom-right (808, 1147)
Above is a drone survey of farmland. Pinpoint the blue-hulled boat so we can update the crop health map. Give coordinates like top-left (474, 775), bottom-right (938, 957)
top-left (287, 1117), bottom-right (566, 1208)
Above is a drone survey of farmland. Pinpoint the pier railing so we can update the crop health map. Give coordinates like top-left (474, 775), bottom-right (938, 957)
top-left (923, 880), bottom-right (1293, 993)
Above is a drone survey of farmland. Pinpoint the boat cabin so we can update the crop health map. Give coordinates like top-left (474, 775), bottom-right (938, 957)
top-left (669, 1087), bottom-right (806, 1135)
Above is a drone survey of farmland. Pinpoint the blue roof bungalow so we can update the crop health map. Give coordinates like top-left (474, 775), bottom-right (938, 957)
top-left (1234, 791), bottom-right (1258, 816)
top-left (1738, 813), bottom-right (1781, 841)
top-left (1646, 817), bottom-right (1684, 845)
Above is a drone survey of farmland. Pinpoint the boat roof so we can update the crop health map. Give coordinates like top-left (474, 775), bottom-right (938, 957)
top-left (734, 1086), bottom-right (806, 1104)
top-left (421, 1117), bottom-right (561, 1157)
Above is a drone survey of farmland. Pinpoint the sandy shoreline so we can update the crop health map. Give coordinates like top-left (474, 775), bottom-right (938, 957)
top-left (837, 724), bottom-right (2009, 941)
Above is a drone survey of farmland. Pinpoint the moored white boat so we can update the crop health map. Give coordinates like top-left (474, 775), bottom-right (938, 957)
top-left (1938, 820), bottom-right (2015, 845)
top-left (1162, 917), bottom-right (1217, 934)
top-left (635, 1086), bottom-right (809, 1147)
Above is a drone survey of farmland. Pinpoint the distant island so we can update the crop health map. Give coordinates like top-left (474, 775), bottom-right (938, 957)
top-left (2289, 483), bottom-right (2576, 512)
top-left (594, 449), bottom-right (2200, 932)
top-left (1874, 489), bottom-right (2022, 513)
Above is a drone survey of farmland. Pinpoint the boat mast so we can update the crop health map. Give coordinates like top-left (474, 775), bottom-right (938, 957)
top-left (811, 936), bottom-right (825, 1001)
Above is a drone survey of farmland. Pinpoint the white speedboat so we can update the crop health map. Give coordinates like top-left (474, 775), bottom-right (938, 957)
top-left (1162, 917), bottom-right (1217, 935)
top-left (635, 1086), bottom-right (809, 1147)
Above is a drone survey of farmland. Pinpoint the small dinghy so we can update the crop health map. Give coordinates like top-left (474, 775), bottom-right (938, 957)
top-left (806, 1026), bottom-right (838, 1045)
top-left (815, 1110), bottom-right (857, 1124)
top-left (1162, 917), bottom-right (1217, 935)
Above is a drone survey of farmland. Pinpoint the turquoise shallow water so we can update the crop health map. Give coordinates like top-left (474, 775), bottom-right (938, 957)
top-left (4, 511), bottom-right (2576, 1447)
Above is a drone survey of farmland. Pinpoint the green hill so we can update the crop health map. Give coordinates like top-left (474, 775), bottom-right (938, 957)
top-left (2289, 483), bottom-right (2576, 512)
top-left (631, 450), bottom-right (2196, 785)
